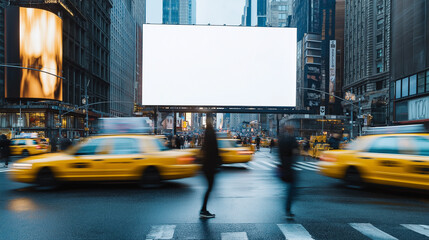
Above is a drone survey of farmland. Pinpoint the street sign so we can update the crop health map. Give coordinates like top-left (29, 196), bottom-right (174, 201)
top-left (320, 106), bottom-right (326, 116)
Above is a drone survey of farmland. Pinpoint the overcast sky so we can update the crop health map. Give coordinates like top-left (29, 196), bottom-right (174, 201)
top-left (146, 0), bottom-right (246, 25)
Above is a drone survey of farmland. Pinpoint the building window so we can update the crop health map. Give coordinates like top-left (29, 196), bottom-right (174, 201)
top-left (376, 49), bottom-right (383, 58)
top-left (409, 75), bottom-right (417, 95)
top-left (402, 77), bottom-right (409, 97)
top-left (377, 19), bottom-right (384, 29)
top-left (396, 80), bottom-right (401, 99)
top-left (377, 34), bottom-right (382, 43)
top-left (417, 72), bottom-right (425, 94)
top-left (377, 5), bottom-right (383, 14)
top-left (278, 13), bottom-right (286, 19)
top-left (376, 61), bottom-right (383, 73)
top-left (278, 5), bottom-right (287, 11)
top-left (426, 70), bottom-right (429, 92)
top-left (376, 80), bottom-right (383, 90)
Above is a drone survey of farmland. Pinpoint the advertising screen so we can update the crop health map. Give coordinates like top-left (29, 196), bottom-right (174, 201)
top-left (5, 7), bottom-right (63, 101)
top-left (142, 24), bottom-right (297, 107)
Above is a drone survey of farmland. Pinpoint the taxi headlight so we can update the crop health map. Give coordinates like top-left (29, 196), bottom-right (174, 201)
top-left (12, 163), bottom-right (33, 170)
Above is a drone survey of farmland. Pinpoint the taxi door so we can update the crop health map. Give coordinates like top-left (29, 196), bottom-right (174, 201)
top-left (362, 136), bottom-right (407, 184)
top-left (103, 137), bottom-right (144, 180)
top-left (64, 138), bottom-right (109, 181)
top-left (402, 136), bottom-right (429, 190)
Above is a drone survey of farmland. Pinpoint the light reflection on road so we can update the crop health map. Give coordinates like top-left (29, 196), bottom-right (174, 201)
top-left (8, 197), bottom-right (39, 212)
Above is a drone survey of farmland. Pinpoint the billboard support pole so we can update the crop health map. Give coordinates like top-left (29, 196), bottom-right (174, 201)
top-left (173, 112), bottom-right (176, 135)
top-left (19, 100), bottom-right (22, 133)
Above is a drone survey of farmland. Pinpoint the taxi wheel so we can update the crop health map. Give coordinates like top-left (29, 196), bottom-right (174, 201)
top-left (36, 168), bottom-right (58, 189)
top-left (22, 150), bottom-right (29, 157)
top-left (140, 167), bottom-right (161, 187)
top-left (344, 167), bottom-right (364, 189)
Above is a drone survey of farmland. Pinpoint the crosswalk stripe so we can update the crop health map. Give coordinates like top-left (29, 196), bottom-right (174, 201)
top-left (303, 162), bottom-right (319, 167)
top-left (297, 162), bottom-right (320, 170)
top-left (292, 167), bottom-right (302, 171)
top-left (258, 160), bottom-right (277, 168)
top-left (0, 169), bottom-right (11, 173)
top-left (277, 224), bottom-right (315, 240)
top-left (350, 223), bottom-right (398, 240)
top-left (401, 224), bottom-right (429, 237)
top-left (248, 161), bottom-right (271, 170)
top-left (146, 225), bottom-right (176, 240)
top-left (293, 163), bottom-right (315, 171)
top-left (221, 232), bottom-right (248, 240)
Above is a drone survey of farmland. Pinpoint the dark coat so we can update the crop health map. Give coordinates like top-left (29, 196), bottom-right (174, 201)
top-left (201, 124), bottom-right (221, 175)
top-left (278, 134), bottom-right (299, 183)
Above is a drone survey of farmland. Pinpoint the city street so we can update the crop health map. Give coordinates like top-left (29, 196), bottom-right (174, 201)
top-left (0, 149), bottom-right (428, 240)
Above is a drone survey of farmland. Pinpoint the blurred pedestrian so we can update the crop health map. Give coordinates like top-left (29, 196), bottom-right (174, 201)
top-left (278, 126), bottom-right (299, 219)
top-left (255, 135), bottom-right (261, 151)
top-left (60, 135), bottom-right (72, 151)
top-left (0, 134), bottom-right (10, 168)
top-left (50, 135), bottom-right (58, 152)
top-left (199, 118), bottom-right (221, 219)
top-left (270, 138), bottom-right (275, 153)
top-left (328, 133), bottom-right (341, 150)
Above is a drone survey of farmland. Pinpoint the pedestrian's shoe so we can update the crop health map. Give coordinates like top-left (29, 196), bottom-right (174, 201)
top-left (200, 210), bottom-right (215, 219)
top-left (286, 212), bottom-right (295, 220)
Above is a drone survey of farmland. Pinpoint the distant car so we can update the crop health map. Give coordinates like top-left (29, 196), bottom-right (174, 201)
top-left (319, 134), bottom-right (429, 190)
top-left (10, 138), bottom-right (49, 156)
top-left (9, 135), bottom-right (199, 188)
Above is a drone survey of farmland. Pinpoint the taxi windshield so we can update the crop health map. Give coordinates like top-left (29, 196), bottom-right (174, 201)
top-left (217, 140), bottom-right (238, 148)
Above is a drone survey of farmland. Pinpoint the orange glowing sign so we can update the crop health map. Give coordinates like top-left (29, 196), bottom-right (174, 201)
top-left (6, 7), bottom-right (63, 101)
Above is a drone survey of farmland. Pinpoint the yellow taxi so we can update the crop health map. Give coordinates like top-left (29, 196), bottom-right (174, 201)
top-left (9, 135), bottom-right (199, 188)
top-left (10, 138), bottom-right (49, 156)
top-left (217, 139), bottom-right (253, 164)
top-left (319, 134), bottom-right (429, 190)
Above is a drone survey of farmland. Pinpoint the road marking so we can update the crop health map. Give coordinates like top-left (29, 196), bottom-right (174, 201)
top-left (0, 169), bottom-right (11, 173)
top-left (248, 161), bottom-right (271, 170)
top-left (293, 163), bottom-right (316, 171)
top-left (297, 162), bottom-right (320, 170)
top-left (303, 162), bottom-right (320, 167)
top-left (401, 224), bottom-right (429, 237)
top-left (221, 232), bottom-right (248, 240)
top-left (146, 225), bottom-right (176, 240)
top-left (277, 224), bottom-right (315, 240)
top-left (350, 223), bottom-right (398, 240)
top-left (292, 167), bottom-right (302, 171)
top-left (259, 160), bottom-right (277, 168)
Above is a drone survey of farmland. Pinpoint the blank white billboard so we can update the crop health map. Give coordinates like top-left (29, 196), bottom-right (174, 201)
top-left (142, 24), bottom-right (297, 107)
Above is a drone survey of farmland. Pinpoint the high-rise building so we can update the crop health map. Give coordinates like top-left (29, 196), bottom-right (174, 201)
top-left (343, 0), bottom-right (391, 126)
top-left (0, 0), bottom-right (113, 138)
top-left (110, 0), bottom-right (136, 117)
top-left (241, 0), bottom-right (272, 27)
top-left (132, 0), bottom-right (145, 107)
top-left (0, 7), bottom-right (5, 105)
top-left (267, 0), bottom-right (293, 27)
top-left (294, 0), bottom-right (337, 113)
top-left (390, 0), bottom-right (429, 124)
top-left (162, 0), bottom-right (195, 25)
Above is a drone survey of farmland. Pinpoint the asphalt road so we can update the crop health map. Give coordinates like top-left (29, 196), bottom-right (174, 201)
top-left (0, 149), bottom-right (428, 240)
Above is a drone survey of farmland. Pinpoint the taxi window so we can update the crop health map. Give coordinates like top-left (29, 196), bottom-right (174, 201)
top-left (18, 140), bottom-right (26, 146)
top-left (218, 140), bottom-right (237, 148)
top-left (10, 140), bottom-right (17, 145)
top-left (154, 138), bottom-right (169, 151)
top-left (32, 140), bottom-right (38, 145)
top-left (368, 137), bottom-right (399, 154)
top-left (142, 138), bottom-right (164, 152)
top-left (111, 138), bottom-right (141, 155)
top-left (412, 136), bottom-right (429, 156)
top-left (75, 138), bottom-right (107, 155)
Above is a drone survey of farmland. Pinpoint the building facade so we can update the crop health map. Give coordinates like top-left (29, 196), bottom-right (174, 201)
top-left (110, 0), bottom-right (136, 117)
top-left (267, 0), bottom-right (293, 27)
top-left (132, 0), bottom-right (145, 107)
top-left (162, 0), bottom-right (195, 25)
top-left (294, 0), bottom-right (338, 114)
top-left (343, 0), bottom-right (391, 127)
top-left (0, 1), bottom-right (113, 138)
top-left (390, 0), bottom-right (429, 124)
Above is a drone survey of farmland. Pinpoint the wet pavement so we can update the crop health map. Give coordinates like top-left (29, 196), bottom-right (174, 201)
top-left (0, 149), bottom-right (428, 239)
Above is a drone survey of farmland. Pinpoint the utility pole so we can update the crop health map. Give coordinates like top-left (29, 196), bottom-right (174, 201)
top-left (85, 79), bottom-right (90, 137)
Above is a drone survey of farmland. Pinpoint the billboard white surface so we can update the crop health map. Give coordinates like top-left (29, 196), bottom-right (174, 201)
top-left (142, 24), bottom-right (297, 107)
